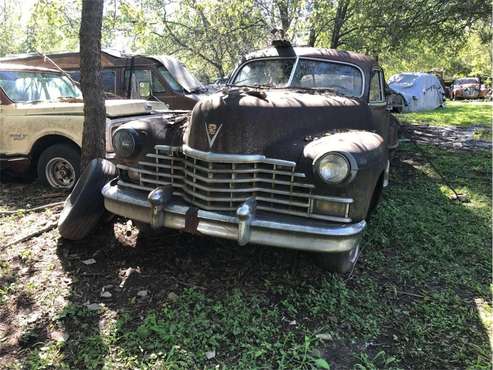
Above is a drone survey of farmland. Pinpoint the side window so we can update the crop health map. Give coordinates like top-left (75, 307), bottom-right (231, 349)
top-left (124, 69), bottom-right (169, 97)
top-left (369, 70), bottom-right (384, 102)
top-left (102, 70), bottom-right (116, 94)
top-left (68, 70), bottom-right (115, 94)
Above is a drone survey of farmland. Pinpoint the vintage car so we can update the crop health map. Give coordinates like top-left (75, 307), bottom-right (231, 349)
top-left (0, 63), bottom-right (164, 189)
top-left (450, 77), bottom-right (490, 100)
top-left (388, 73), bottom-right (445, 112)
top-left (58, 43), bottom-right (399, 273)
top-left (2, 50), bottom-right (209, 110)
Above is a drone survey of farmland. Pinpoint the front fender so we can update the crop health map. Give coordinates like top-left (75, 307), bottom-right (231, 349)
top-left (303, 130), bottom-right (387, 221)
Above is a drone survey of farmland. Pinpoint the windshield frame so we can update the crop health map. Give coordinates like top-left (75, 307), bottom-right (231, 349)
top-left (0, 69), bottom-right (82, 104)
top-left (230, 56), bottom-right (366, 98)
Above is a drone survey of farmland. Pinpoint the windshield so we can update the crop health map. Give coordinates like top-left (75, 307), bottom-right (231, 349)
top-left (455, 78), bottom-right (479, 85)
top-left (157, 66), bottom-right (183, 92)
top-left (232, 58), bottom-right (363, 97)
top-left (0, 71), bottom-right (82, 103)
top-left (388, 74), bottom-right (419, 87)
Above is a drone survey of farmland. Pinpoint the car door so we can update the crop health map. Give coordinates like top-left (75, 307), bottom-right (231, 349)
top-left (368, 69), bottom-right (391, 144)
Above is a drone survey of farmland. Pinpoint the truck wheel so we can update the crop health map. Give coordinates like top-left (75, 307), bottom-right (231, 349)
top-left (38, 144), bottom-right (80, 189)
top-left (314, 243), bottom-right (360, 273)
top-left (58, 158), bottom-right (117, 241)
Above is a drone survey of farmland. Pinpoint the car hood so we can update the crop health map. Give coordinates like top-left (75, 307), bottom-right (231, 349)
top-left (11, 99), bottom-right (151, 118)
top-left (184, 89), bottom-right (373, 162)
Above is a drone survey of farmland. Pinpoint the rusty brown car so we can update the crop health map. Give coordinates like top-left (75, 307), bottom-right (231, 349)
top-left (450, 77), bottom-right (490, 100)
top-left (58, 43), bottom-right (399, 273)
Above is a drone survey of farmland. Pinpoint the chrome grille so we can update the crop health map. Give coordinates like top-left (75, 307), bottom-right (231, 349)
top-left (118, 145), bottom-right (352, 222)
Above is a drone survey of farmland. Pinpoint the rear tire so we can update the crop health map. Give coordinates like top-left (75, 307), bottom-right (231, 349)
top-left (37, 144), bottom-right (80, 189)
top-left (58, 158), bottom-right (116, 241)
top-left (314, 243), bottom-right (360, 273)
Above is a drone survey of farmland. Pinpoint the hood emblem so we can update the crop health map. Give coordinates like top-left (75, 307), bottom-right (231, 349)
top-left (205, 122), bottom-right (222, 148)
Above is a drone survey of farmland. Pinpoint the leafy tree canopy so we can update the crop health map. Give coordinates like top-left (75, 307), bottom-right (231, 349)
top-left (0, 0), bottom-right (490, 82)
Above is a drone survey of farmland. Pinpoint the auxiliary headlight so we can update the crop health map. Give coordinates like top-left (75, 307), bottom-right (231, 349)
top-left (316, 152), bottom-right (351, 184)
top-left (112, 128), bottom-right (141, 158)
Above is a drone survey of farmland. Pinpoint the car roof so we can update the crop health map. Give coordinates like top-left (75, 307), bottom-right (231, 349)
top-left (0, 62), bottom-right (59, 73)
top-left (242, 46), bottom-right (379, 72)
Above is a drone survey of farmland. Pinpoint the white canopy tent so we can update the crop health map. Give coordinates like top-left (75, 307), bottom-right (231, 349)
top-left (388, 73), bottom-right (445, 112)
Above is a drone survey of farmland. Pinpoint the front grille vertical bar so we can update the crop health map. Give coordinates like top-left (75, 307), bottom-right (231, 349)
top-left (230, 163), bottom-right (235, 208)
top-left (155, 147), bottom-right (159, 182)
top-left (193, 157), bottom-right (197, 202)
top-left (289, 166), bottom-right (295, 211)
top-left (271, 164), bottom-right (276, 205)
top-left (170, 149), bottom-right (174, 186)
top-left (207, 161), bottom-right (213, 207)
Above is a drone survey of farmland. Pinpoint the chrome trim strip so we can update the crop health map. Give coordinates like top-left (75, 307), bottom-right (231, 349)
top-left (183, 144), bottom-right (296, 167)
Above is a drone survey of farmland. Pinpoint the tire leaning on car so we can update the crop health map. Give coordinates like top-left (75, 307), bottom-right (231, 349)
top-left (58, 158), bottom-right (116, 241)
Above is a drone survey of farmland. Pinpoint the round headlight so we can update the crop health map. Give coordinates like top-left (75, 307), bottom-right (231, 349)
top-left (316, 153), bottom-right (350, 184)
top-left (112, 128), bottom-right (140, 158)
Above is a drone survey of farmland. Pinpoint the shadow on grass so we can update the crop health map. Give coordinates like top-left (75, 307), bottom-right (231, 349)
top-left (22, 145), bottom-right (491, 369)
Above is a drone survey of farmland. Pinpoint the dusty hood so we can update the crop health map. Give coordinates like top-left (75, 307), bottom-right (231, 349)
top-left (184, 89), bottom-right (372, 162)
top-left (150, 55), bottom-right (204, 93)
top-left (11, 99), bottom-right (150, 118)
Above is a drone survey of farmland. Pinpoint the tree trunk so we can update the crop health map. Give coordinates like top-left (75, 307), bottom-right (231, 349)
top-left (79, 0), bottom-right (105, 171)
top-left (330, 0), bottom-right (350, 49)
top-left (308, 27), bottom-right (316, 47)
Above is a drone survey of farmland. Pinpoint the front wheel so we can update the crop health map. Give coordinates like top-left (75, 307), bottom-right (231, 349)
top-left (38, 144), bottom-right (80, 189)
top-left (314, 243), bottom-right (360, 273)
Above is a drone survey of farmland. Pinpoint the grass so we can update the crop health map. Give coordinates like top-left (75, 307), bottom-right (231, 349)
top-left (1, 104), bottom-right (491, 369)
top-left (396, 100), bottom-right (492, 126)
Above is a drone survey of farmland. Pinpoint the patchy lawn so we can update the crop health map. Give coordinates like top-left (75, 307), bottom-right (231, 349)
top-left (1, 102), bottom-right (491, 369)
top-left (396, 101), bottom-right (492, 127)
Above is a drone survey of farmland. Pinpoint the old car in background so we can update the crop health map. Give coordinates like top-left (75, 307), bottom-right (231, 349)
top-left (0, 63), bottom-right (163, 189)
top-left (450, 77), bottom-right (490, 100)
top-left (58, 42), bottom-right (399, 273)
top-left (1, 50), bottom-right (209, 110)
top-left (388, 72), bottom-right (445, 112)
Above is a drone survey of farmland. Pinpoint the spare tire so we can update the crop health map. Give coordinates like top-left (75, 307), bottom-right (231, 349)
top-left (58, 158), bottom-right (117, 240)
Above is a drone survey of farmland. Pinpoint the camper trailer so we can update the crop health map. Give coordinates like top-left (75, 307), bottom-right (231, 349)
top-left (1, 50), bottom-right (209, 110)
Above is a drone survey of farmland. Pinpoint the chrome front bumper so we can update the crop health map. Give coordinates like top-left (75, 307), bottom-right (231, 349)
top-left (102, 180), bottom-right (366, 253)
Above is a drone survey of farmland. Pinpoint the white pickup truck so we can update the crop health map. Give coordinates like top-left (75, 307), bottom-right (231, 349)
top-left (0, 63), bottom-right (160, 189)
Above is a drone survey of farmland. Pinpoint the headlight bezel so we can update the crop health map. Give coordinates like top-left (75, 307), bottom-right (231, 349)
top-left (313, 151), bottom-right (357, 185)
top-left (112, 128), bottom-right (142, 159)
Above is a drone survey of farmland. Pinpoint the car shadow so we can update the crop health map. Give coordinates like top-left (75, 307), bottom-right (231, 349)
top-left (37, 147), bottom-right (492, 368)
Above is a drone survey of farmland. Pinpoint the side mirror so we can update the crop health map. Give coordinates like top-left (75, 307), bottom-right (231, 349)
top-left (138, 81), bottom-right (151, 98)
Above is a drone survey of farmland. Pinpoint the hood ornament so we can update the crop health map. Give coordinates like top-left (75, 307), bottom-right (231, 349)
top-left (205, 122), bottom-right (222, 148)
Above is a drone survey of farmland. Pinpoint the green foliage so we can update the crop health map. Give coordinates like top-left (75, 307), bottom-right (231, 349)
top-left (396, 101), bottom-right (493, 127)
top-left (0, 0), bottom-right (490, 83)
top-left (23, 0), bottom-right (81, 53)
